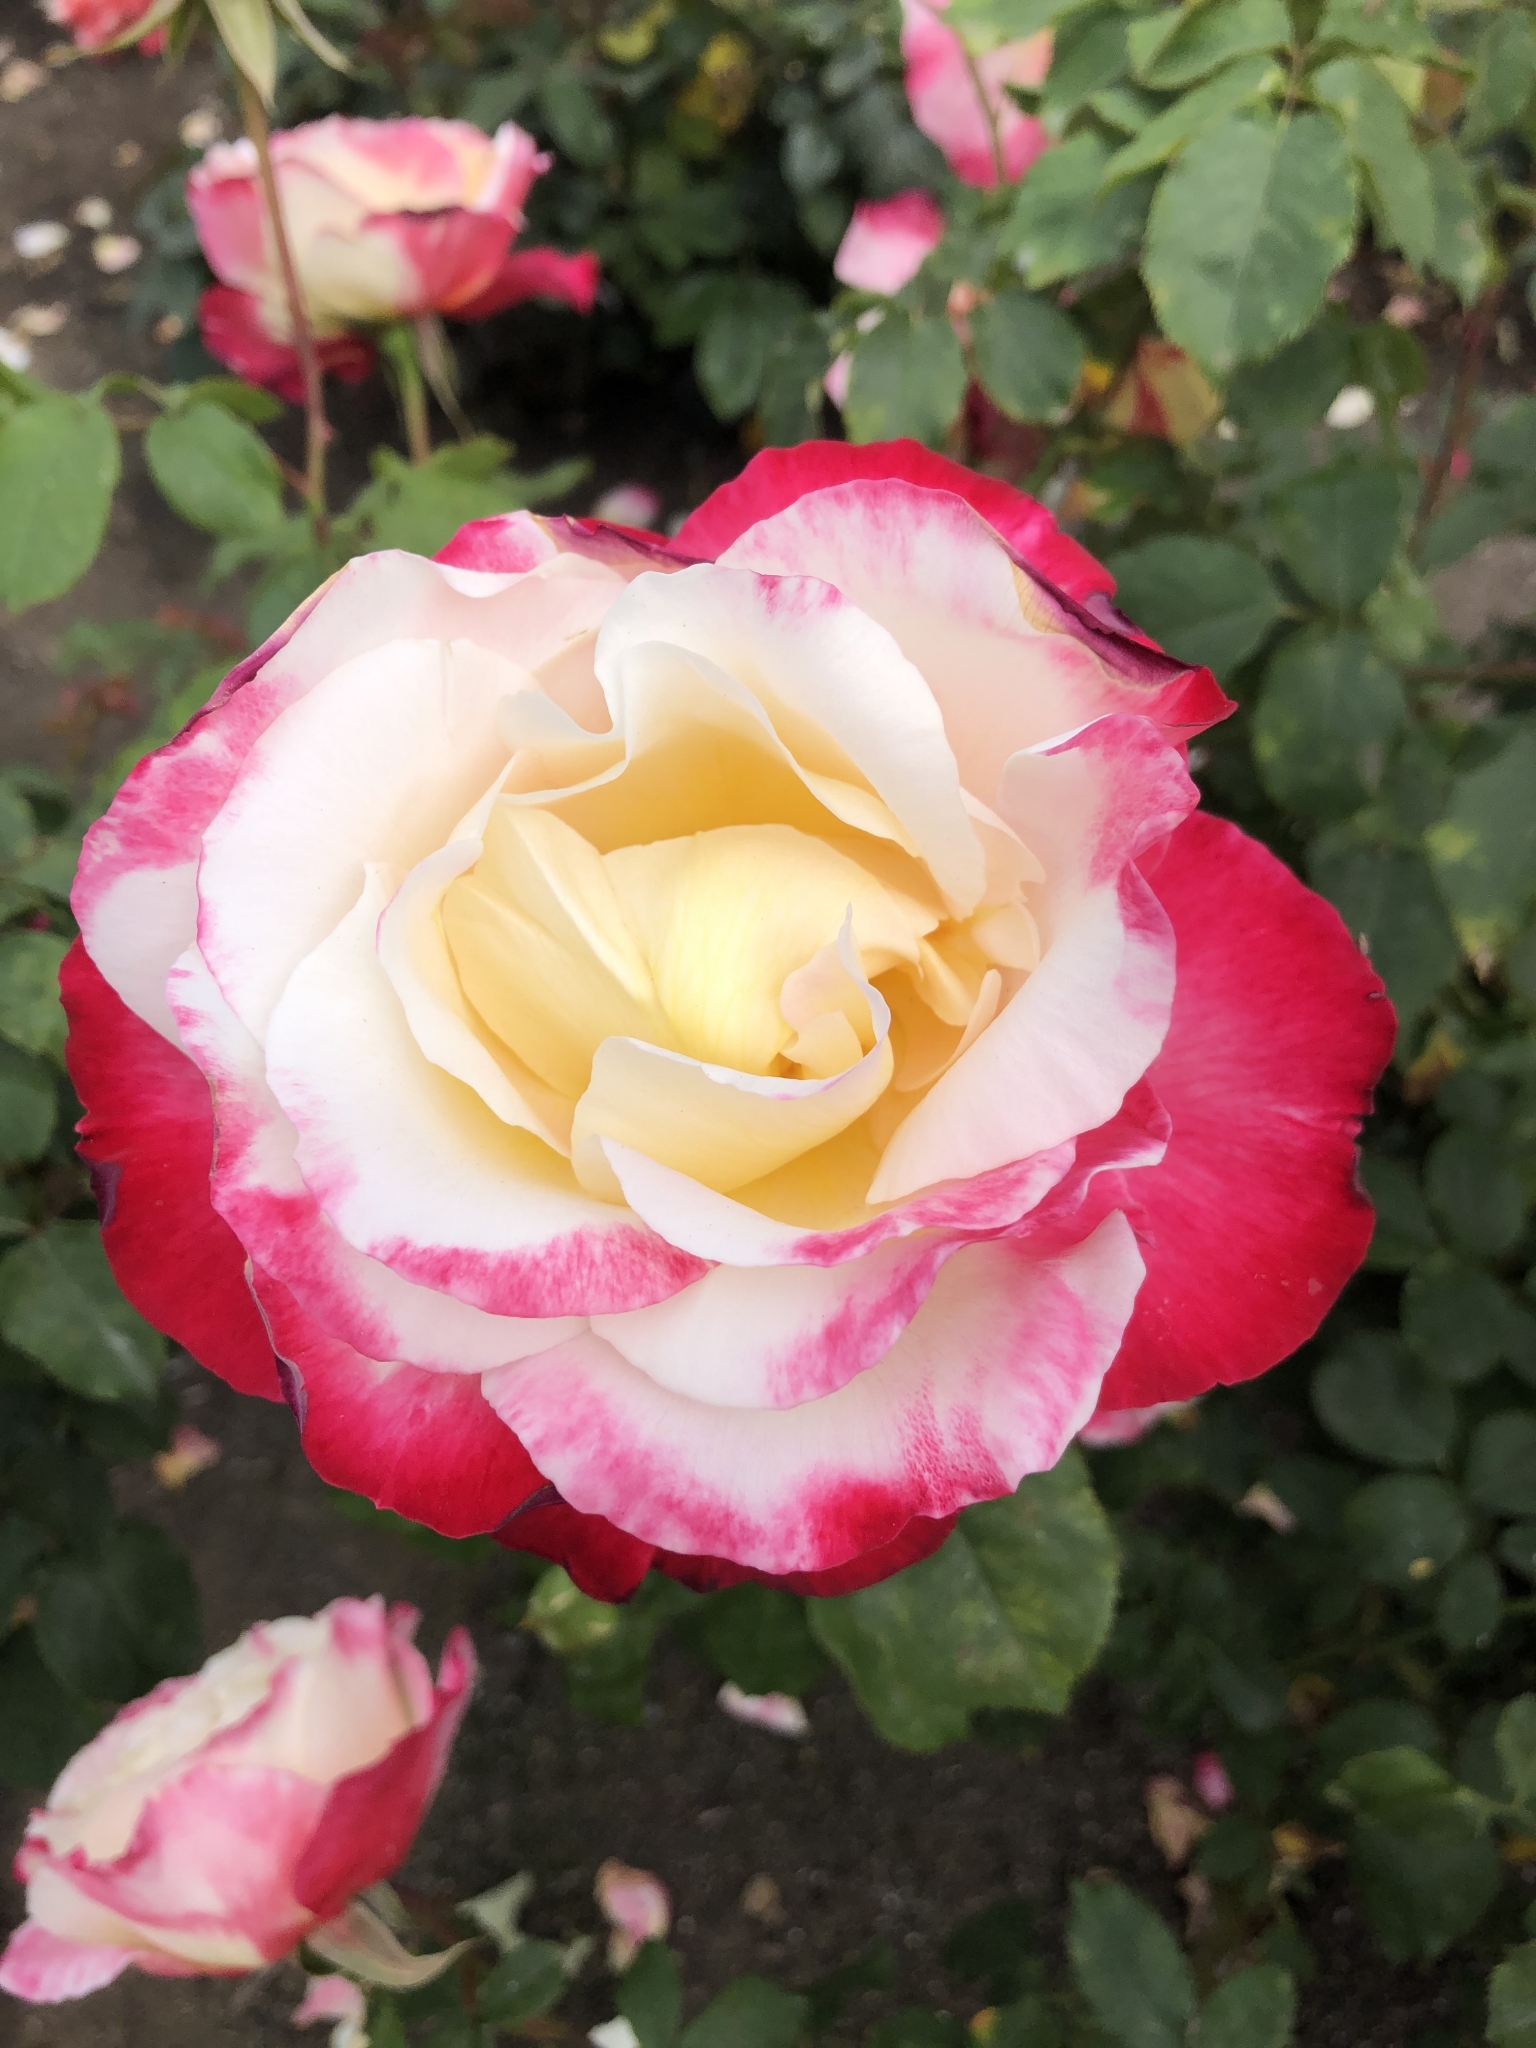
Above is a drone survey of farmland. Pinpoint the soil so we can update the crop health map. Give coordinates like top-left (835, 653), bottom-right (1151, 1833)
top-left (0, 16), bottom-right (1531, 2048)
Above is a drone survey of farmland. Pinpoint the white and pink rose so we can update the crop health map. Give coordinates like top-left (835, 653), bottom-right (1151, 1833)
top-left (187, 116), bottom-right (600, 400)
top-left (62, 442), bottom-right (1392, 1601)
top-left (0, 1599), bottom-right (473, 2003)
top-left (900, 0), bottom-right (1053, 188)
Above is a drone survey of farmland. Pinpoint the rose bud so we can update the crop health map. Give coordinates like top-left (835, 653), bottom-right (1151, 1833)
top-left (594, 1859), bottom-right (671, 1970)
top-left (900, 0), bottom-right (1053, 188)
top-left (0, 1598), bottom-right (474, 2003)
top-left (63, 441), bottom-right (1391, 1602)
top-left (186, 116), bottom-right (600, 399)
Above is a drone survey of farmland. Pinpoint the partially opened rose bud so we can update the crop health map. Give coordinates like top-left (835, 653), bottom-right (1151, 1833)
top-left (0, 1598), bottom-right (474, 2003)
top-left (186, 116), bottom-right (600, 399)
top-left (900, 0), bottom-right (1052, 187)
top-left (42, 0), bottom-right (172, 53)
top-left (594, 1859), bottom-right (670, 1971)
top-left (833, 192), bottom-right (946, 297)
top-left (1191, 1750), bottom-right (1236, 1813)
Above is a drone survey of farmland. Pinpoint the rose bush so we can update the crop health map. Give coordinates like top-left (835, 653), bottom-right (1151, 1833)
top-left (188, 116), bottom-right (601, 399)
top-left (0, 1598), bottom-right (474, 2003)
top-left (62, 441), bottom-right (1391, 1601)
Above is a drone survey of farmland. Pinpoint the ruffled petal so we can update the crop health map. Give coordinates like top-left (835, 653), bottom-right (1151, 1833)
top-left (453, 244), bottom-right (602, 320)
top-left (483, 1214), bottom-right (1141, 1574)
top-left (1096, 814), bottom-right (1393, 1409)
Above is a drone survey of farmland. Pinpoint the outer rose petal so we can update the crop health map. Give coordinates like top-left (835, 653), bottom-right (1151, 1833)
top-left (59, 942), bottom-right (279, 1402)
top-left (1095, 814), bottom-right (1393, 1411)
top-left (0, 1923), bottom-right (138, 2001)
top-left (292, 1627), bottom-right (476, 1922)
top-left (674, 439), bottom-right (1112, 603)
top-left (453, 245), bottom-right (602, 320)
top-left (197, 286), bottom-right (375, 403)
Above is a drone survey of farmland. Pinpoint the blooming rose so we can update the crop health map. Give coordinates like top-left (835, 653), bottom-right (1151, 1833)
top-left (187, 117), bottom-right (600, 400)
top-left (63, 442), bottom-right (1392, 1602)
top-left (41, 0), bottom-right (169, 51)
top-left (900, 0), bottom-right (1053, 188)
top-left (0, 1599), bottom-right (473, 2003)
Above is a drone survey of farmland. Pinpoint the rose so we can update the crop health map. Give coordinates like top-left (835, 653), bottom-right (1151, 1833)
top-left (824, 193), bottom-right (947, 410)
top-left (42, 0), bottom-right (169, 51)
top-left (186, 116), bottom-right (600, 400)
top-left (0, 1599), bottom-right (473, 2003)
top-left (63, 440), bottom-right (1392, 1602)
top-left (900, 0), bottom-right (1053, 188)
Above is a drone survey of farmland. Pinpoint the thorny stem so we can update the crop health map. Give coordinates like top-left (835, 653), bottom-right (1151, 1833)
top-left (1410, 283), bottom-right (1503, 559)
top-left (236, 72), bottom-right (330, 541)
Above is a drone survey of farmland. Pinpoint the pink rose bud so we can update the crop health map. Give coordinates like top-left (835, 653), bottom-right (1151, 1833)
top-left (591, 484), bottom-right (663, 532)
top-left (833, 192), bottom-right (946, 297)
top-left (185, 117), bottom-right (600, 398)
top-left (1192, 1750), bottom-right (1236, 1813)
top-left (594, 1859), bottom-right (671, 1970)
top-left (900, 0), bottom-right (1053, 187)
top-left (42, 0), bottom-right (169, 52)
top-left (0, 1598), bottom-right (475, 2004)
top-left (717, 1683), bottom-right (810, 1738)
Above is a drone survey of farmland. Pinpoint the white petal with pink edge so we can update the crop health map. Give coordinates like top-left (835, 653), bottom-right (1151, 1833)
top-left (867, 716), bottom-right (1196, 1203)
top-left (262, 869), bottom-right (705, 1318)
top-left (482, 1212), bottom-right (1142, 1574)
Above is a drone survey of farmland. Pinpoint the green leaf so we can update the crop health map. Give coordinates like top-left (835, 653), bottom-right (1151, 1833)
top-left (1103, 54), bottom-right (1279, 186)
top-left (1105, 536), bottom-right (1283, 677)
top-left (0, 1222), bottom-right (165, 1403)
top-left (1312, 58), bottom-right (1435, 269)
top-left (1343, 1473), bottom-right (1468, 1589)
top-left (1425, 1127), bottom-right (1527, 1257)
top-left (1358, 1151), bottom-right (1437, 1269)
top-left (476, 1942), bottom-right (567, 2025)
top-left (1434, 1552), bottom-right (1502, 1652)
top-left (1403, 1255), bottom-right (1521, 1385)
top-left (1329, 1748), bottom-right (1500, 1959)
top-left (871, 2016), bottom-right (967, 2048)
top-left (969, 291), bottom-right (1085, 424)
top-left (619, 1942), bottom-right (682, 2048)
top-left (0, 397), bottom-right (120, 611)
top-left (1067, 1879), bottom-right (1195, 2048)
top-left (1001, 132), bottom-right (1152, 285)
top-left (1251, 627), bottom-right (1407, 820)
top-left (680, 1977), bottom-right (808, 2048)
top-left (0, 1520), bottom-right (44, 1632)
top-left (1329, 1746), bottom-right (1482, 1839)
top-left (1306, 838), bottom-right (1457, 1037)
top-left (1499, 1523), bottom-right (1536, 1582)
top-left (1226, 315), bottom-right (1353, 430)
top-left (145, 403), bottom-right (284, 539)
top-left (1489, 1943), bottom-right (1536, 2048)
top-left (1128, 0), bottom-right (1289, 90)
top-left (1462, 10), bottom-right (1536, 150)
top-left (0, 1629), bottom-right (99, 1789)
top-left (539, 66), bottom-right (617, 167)
top-left (0, 931), bottom-right (68, 1062)
top-left (1465, 1414), bottom-right (1536, 1518)
top-left (1497, 1698), bottom-right (1536, 1812)
top-left (1426, 729), bottom-right (1536, 961)
top-left (1197, 1963), bottom-right (1295, 2048)
top-left (844, 310), bottom-right (967, 448)
top-left (1316, 0), bottom-right (1438, 58)
top-left (1424, 138), bottom-right (1495, 305)
top-left (207, 0), bottom-right (278, 102)
top-left (810, 1453), bottom-right (1116, 1749)
top-left (523, 1566), bottom-right (623, 1655)
top-left (1270, 455), bottom-right (1408, 611)
top-left (33, 1560), bottom-right (143, 1701)
top-left (696, 281), bottom-right (808, 423)
top-left (1312, 1332), bottom-right (1456, 1468)
top-left (685, 1584), bottom-right (825, 1697)
top-left (104, 1519), bottom-right (201, 1680)
top-left (1312, 1700), bottom-right (1441, 1784)
top-left (1143, 111), bottom-right (1358, 373)
top-left (0, 1043), bottom-right (55, 1164)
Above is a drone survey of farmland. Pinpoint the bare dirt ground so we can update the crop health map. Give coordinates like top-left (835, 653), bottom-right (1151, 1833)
top-left (1, 15), bottom-right (1531, 2048)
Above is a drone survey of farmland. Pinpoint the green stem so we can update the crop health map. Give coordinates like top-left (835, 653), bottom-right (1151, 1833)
top-left (381, 323), bottom-right (433, 464)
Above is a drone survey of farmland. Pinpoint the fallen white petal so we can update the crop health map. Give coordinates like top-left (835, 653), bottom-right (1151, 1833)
top-left (717, 1683), bottom-right (810, 1738)
top-left (1325, 384), bottom-right (1375, 431)
top-left (14, 221), bottom-right (69, 261)
top-left (590, 2022), bottom-right (640, 2048)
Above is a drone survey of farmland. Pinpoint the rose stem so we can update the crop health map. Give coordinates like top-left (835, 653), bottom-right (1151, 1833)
top-left (235, 72), bottom-right (331, 541)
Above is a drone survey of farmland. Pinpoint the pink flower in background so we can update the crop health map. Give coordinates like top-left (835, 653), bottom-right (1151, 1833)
top-left (594, 1860), bottom-right (670, 1970)
top-left (1192, 1751), bottom-right (1236, 1812)
top-left (0, 1598), bottom-right (474, 2004)
top-left (42, 0), bottom-right (168, 51)
top-left (186, 117), bottom-right (600, 399)
top-left (900, 0), bottom-right (1053, 187)
top-left (292, 1973), bottom-right (368, 2047)
top-left (833, 192), bottom-right (946, 296)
